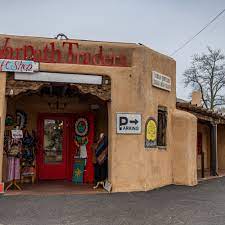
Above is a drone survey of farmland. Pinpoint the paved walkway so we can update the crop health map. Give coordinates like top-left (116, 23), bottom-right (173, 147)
top-left (4, 181), bottom-right (105, 196)
top-left (1, 178), bottom-right (225, 225)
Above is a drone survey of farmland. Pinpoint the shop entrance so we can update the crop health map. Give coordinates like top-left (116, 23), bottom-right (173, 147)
top-left (38, 114), bottom-right (68, 180)
top-left (37, 113), bottom-right (94, 182)
top-left (3, 79), bottom-right (110, 193)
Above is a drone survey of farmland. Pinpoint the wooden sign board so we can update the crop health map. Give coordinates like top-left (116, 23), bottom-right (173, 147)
top-left (0, 59), bottom-right (39, 73)
top-left (152, 71), bottom-right (171, 92)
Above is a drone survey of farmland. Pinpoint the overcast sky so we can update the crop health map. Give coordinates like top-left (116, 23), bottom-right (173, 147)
top-left (0, 0), bottom-right (225, 100)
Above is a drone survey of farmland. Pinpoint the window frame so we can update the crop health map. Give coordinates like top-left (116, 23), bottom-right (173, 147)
top-left (157, 106), bottom-right (168, 149)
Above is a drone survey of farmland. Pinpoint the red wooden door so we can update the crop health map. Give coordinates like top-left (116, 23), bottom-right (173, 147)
top-left (37, 114), bottom-right (69, 180)
top-left (70, 113), bottom-right (95, 183)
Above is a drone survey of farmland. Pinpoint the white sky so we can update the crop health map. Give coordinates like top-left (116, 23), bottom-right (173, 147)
top-left (0, 0), bottom-right (225, 100)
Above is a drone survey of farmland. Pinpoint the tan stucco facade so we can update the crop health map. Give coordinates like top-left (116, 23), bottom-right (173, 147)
top-left (172, 109), bottom-right (197, 186)
top-left (0, 34), bottom-right (198, 192)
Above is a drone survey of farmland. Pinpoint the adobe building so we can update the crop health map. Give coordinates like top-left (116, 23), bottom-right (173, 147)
top-left (0, 34), bottom-right (200, 194)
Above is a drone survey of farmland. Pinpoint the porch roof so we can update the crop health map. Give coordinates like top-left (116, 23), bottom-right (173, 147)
top-left (5, 76), bottom-right (111, 101)
top-left (176, 101), bottom-right (225, 124)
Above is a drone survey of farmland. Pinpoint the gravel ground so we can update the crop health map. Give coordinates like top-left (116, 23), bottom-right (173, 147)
top-left (1, 178), bottom-right (225, 225)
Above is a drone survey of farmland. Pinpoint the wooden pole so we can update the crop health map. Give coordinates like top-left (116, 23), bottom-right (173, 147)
top-left (210, 123), bottom-right (218, 176)
top-left (201, 151), bottom-right (204, 178)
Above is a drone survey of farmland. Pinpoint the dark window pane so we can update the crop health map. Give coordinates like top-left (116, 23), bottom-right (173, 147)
top-left (157, 109), bottom-right (167, 147)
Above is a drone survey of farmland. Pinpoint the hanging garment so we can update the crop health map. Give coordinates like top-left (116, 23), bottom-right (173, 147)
top-left (9, 144), bottom-right (20, 157)
top-left (96, 136), bottom-right (108, 165)
top-left (7, 157), bottom-right (20, 181)
top-left (80, 145), bottom-right (87, 159)
top-left (95, 160), bottom-right (108, 182)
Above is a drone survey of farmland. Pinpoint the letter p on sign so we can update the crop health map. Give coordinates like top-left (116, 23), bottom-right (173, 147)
top-left (119, 117), bottom-right (128, 127)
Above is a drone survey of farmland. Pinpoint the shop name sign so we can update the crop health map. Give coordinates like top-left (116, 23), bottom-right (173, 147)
top-left (152, 71), bottom-right (171, 91)
top-left (116, 113), bottom-right (141, 134)
top-left (0, 37), bottom-right (130, 67)
top-left (0, 59), bottom-right (39, 73)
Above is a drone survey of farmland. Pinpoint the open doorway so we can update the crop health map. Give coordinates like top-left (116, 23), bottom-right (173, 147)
top-left (3, 78), bottom-right (111, 194)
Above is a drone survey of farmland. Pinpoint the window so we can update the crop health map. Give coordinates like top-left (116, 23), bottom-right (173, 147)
top-left (157, 107), bottom-right (167, 147)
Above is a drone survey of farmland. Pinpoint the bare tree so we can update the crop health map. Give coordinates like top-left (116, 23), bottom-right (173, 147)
top-left (184, 47), bottom-right (225, 110)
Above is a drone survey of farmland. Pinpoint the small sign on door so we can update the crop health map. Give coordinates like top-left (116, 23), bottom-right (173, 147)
top-left (116, 113), bottom-right (141, 134)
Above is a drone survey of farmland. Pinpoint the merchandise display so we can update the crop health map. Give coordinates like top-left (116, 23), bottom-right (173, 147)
top-left (5, 127), bottom-right (23, 191)
top-left (93, 133), bottom-right (108, 189)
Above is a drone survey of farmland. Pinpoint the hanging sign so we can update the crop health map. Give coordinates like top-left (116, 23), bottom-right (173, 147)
top-left (152, 71), bottom-right (171, 92)
top-left (116, 113), bottom-right (141, 134)
top-left (145, 117), bottom-right (157, 148)
top-left (0, 59), bottom-right (39, 73)
top-left (11, 129), bottom-right (23, 139)
top-left (15, 72), bottom-right (103, 84)
top-left (75, 118), bottom-right (89, 137)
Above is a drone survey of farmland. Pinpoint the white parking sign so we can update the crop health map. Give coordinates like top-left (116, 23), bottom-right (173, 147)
top-left (116, 113), bottom-right (142, 134)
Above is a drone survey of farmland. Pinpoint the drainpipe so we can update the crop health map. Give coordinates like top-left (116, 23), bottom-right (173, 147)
top-left (210, 122), bottom-right (218, 176)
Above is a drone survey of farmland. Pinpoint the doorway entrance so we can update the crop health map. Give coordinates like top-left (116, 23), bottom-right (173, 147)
top-left (37, 114), bottom-right (68, 180)
top-left (3, 80), bottom-right (110, 192)
top-left (37, 113), bottom-right (94, 182)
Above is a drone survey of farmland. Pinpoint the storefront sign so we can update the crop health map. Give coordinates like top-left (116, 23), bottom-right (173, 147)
top-left (0, 59), bottom-right (39, 73)
top-left (116, 113), bottom-right (141, 134)
top-left (152, 71), bottom-right (171, 91)
top-left (145, 117), bottom-right (157, 148)
top-left (0, 36), bottom-right (132, 67)
top-left (15, 72), bottom-right (103, 85)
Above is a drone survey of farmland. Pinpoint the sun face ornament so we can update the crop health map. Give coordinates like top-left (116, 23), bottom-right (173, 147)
top-left (75, 118), bottom-right (89, 137)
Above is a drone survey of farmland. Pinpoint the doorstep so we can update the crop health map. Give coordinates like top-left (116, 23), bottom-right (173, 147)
top-left (3, 181), bottom-right (107, 196)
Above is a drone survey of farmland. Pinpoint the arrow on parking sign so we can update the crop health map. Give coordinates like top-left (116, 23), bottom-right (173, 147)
top-left (130, 119), bottom-right (138, 125)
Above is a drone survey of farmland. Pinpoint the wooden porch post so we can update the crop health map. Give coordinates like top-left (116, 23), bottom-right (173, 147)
top-left (0, 72), bottom-right (7, 192)
top-left (210, 122), bottom-right (218, 176)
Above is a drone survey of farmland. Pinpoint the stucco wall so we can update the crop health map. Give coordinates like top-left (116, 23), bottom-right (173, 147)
top-left (108, 46), bottom-right (177, 192)
top-left (172, 109), bottom-right (197, 186)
